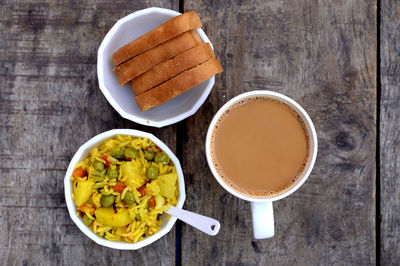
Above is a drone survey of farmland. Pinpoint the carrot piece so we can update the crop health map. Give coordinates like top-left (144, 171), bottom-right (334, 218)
top-left (73, 167), bottom-right (86, 178)
top-left (79, 204), bottom-right (96, 215)
top-left (148, 196), bottom-right (156, 208)
top-left (113, 182), bottom-right (127, 193)
top-left (137, 185), bottom-right (146, 197)
top-left (101, 154), bottom-right (111, 167)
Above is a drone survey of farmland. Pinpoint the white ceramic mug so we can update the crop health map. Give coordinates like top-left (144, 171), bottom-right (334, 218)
top-left (205, 90), bottom-right (318, 239)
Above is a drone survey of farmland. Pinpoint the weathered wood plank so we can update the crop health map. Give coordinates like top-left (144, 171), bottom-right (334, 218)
top-left (380, 0), bottom-right (400, 264)
top-left (0, 1), bottom-right (179, 265)
top-left (181, 0), bottom-right (376, 264)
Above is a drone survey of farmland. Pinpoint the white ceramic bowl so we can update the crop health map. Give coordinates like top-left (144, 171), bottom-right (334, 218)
top-left (97, 7), bottom-right (215, 128)
top-left (64, 129), bottom-right (186, 250)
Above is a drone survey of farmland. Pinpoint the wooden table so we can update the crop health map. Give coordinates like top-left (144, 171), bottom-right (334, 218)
top-left (1, 0), bottom-right (395, 265)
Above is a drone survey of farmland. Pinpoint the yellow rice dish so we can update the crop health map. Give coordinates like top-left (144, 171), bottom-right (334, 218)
top-left (70, 135), bottom-right (179, 243)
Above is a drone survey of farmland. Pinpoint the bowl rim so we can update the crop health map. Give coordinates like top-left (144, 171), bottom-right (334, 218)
top-left (64, 129), bottom-right (186, 250)
top-left (97, 7), bottom-right (215, 128)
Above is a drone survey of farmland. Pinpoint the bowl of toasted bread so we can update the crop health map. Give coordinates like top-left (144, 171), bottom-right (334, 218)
top-left (97, 8), bottom-right (223, 128)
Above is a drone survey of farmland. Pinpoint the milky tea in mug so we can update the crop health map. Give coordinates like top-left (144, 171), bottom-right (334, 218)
top-left (209, 96), bottom-right (310, 197)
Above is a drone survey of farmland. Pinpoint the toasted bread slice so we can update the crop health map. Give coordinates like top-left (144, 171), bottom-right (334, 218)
top-left (131, 43), bottom-right (214, 96)
top-left (112, 11), bottom-right (202, 66)
top-left (135, 57), bottom-right (223, 112)
top-left (113, 30), bottom-right (202, 85)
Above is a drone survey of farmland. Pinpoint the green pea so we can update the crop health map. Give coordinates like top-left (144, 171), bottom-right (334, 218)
top-left (146, 166), bottom-right (159, 179)
top-left (145, 151), bottom-right (155, 161)
top-left (82, 214), bottom-right (92, 226)
top-left (124, 191), bottom-right (135, 205)
top-left (124, 148), bottom-right (138, 160)
top-left (93, 161), bottom-right (105, 171)
top-left (107, 168), bottom-right (118, 179)
top-left (154, 152), bottom-right (170, 165)
top-left (135, 214), bottom-right (141, 220)
top-left (111, 147), bottom-right (125, 159)
top-left (100, 195), bottom-right (115, 207)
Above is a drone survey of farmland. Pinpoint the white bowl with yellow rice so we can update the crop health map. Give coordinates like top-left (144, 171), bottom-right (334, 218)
top-left (64, 129), bottom-right (185, 250)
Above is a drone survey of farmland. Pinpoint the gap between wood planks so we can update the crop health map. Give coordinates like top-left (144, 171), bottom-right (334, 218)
top-left (376, 0), bottom-right (381, 264)
top-left (175, 3), bottom-right (185, 266)
top-left (175, 121), bottom-right (184, 266)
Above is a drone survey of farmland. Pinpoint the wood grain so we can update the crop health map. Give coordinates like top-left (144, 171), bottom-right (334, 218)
top-left (380, 0), bottom-right (400, 264)
top-left (181, 0), bottom-right (376, 265)
top-left (0, 1), bottom-right (179, 265)
top-left (0, 0), bottom-right (381, 265)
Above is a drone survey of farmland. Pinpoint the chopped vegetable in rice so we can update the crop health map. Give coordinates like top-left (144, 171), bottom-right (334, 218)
top-left (71, 135), bottom-right (179, 243)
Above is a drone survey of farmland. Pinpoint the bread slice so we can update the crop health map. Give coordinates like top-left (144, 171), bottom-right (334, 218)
top-left (113, 30), bottom-right (202, 85)
top-left (131, 43), bottom-right (214, 96)
top-left (112, 11), bottom-right (202, 66)
top-left (135, 57), bottom-right (223, 112)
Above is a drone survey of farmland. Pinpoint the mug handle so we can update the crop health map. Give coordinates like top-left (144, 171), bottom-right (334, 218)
top-left (251, 201), bottom-right (274, 239)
